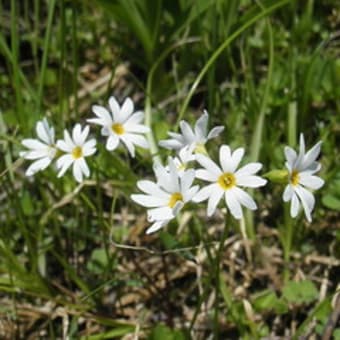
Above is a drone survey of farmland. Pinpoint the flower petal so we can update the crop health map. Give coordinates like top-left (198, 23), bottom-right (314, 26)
top-left (72, 160), bottom-right (84, 182)
top-left (220, 146), bottom-right (245, 173)
top-left (168, 157), bottom-right (180, 192)
top-left (92, 105), bottom-right (113, 125)
top-left (36, 120), bottom-right (52, 144)
top-left (225, 190), bottom-right (243, 219)
top-left (232, 187), bottom-right (257, 210)
top-left (195, 169), bottom-right (217, 182)
top-left (57, 154), bottom-right (74, 177)
top-left (194, 111), bottom-right (208, 140)
top-left (82, 139), bottom-right (97, 156)
top-left (192, 183), bottom-right (216, 202)
top-left (207, 188), bottom-right (224, 216)
top-left (20, 150), bottom-right (48, 160)
top-left (79, 125), bottom-right (90, 145)
top-left (106, 135), bottom-right (120, 151)
top-left (180, 121), bottom-right (195, 144)
top-left (207, 126), bottom-right (224, 140)
top-left (108, 96), bottom-right (121, 121)
top-left (125, 123), bottom-right (150, 134)
top-left (25, 157), bottom-right (51, 176)
top-left (120, 135), bottom-right (136, 157)
top-left (290, 192), bottom-right (300, 218)
top-left (235, 163), bottom-right (262, 177)
top-left (146, 220), bottom-right (168, 234)
top-left (137, 180), bottom-right (169, 199)
top-left (294, 185), bottom-right (315, 222)
top-left (72, 124), bottom-right (82, 145)
top-left (283, 184), bottom-right (293, 202)
top-left (124, 111), bottom-right (144, 125)
top-left (284, 146), bottom-right (297, 167)
top-left (180, 169), bottom-right (195, 192)
top-left (77, 158), bottom-right (90, 178)
top-left (236, 175), bottom-right (267, 188)
top-left (301, 141), bottom-right (322, 170)
top-left (119, 97), bottom-right (134, 123)
top-left (159, 139), bottom-right (183, 150)
top-left (22, 138), bottom-right (47, 150)
top-left (196, 154), bottom-right (222, 177)
top-left (125, 133), bottom-right (149, 149)
top-left (154, 163), bottom-right (177, 193)
top-left (183, 185), bottom-right (199, 202)
top-left (56, 140), bottom-right (72, 153)
top-left (131, 194), bottom-right (168, 208)
top-left (63, 129), bottom-right (75, 149)
top-left (299, 173), bottom-right (324, 190)
top-left (147, 206), bottom-right (174, 221)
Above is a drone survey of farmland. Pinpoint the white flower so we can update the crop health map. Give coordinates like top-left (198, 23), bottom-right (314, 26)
top-left (87, 96), bottom-right (150, 157)
top-left (20, 118), bottom-right (57, 176)
top-left (131, 158), bottom-right (199, 234)
top-left (56, 124), bottom-right (96, 183)
top-left (193, 145), bottom-right (267, 219)
top-left (159, 110), bottom-right (224, 153)
top-left (171, 145), bottom-right (196, 176)
top-left (283, 133), bottom-right (324, 222)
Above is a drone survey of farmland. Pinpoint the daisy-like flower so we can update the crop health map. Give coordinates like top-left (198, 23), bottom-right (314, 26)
top-left (131, 158), bottom-right (199, 234)
top-left (20, 118), bottom-right (57, 176)
top-left (159, 110), bottom-right (224, 153)
top-left (56, 124), bottom-right (96, 183)
top-left (283, 133), bottom-right (324, 222)
top-left (193, 145), bottom-right (267, 219)
top-left (87, 96), bottom-right (150, 157)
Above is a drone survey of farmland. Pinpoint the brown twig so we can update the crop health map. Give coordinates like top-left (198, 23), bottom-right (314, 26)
top-left (322, 292), bottom-right (340, 340)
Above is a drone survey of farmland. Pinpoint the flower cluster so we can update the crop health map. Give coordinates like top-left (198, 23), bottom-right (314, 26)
top-left (132, 112), bottom-right (269, 232)
top-left (20, 96), bottom-right (149, 182)
top-left (20, 97), bottom-right (324, 232)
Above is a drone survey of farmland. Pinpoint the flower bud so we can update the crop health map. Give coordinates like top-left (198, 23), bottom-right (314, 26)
top-left (263, 169), bottom-right (288, 183)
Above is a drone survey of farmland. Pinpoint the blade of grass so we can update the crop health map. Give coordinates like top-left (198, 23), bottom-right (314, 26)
top-left (145, 37), bottom-right (200, 164)
top-left (37, 0), bottom-right (56, 115)
top-left (71, 2), bottom-right (79, 118)
top-left (178, 0), bottom-right (290, 125)
top-left (0, 34), bottom-right (37, 104)
top-left (10, 0), bottom-right (23, 126)
top-left (245, 8), bottom-right (275, 241)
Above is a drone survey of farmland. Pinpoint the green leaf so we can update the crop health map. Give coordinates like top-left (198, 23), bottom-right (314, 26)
top-left (87, 248), bottom-right (109, 274)
top-left (147, 324), bottom-right (188, 340)
top-left (334, 329), bottom-right (340, 340)
top-left (322, 194), bottom-right (340, 211)
top-left (253, 290), bottom-right (288, 314)
top-left (82, 325), bottom-right (135, 339)
top-left (282, 280), bottom-right (318, 304)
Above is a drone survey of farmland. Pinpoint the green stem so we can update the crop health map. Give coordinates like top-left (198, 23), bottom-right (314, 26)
top-left (283, 203), bottom-right (294, 282)
top-left (10, 0), bottom-right (22, 126)
top-left (71, 3), bottom-right (79, 118)
top-left (283, 53), bottom-right (297, 281)
top-left (177, 0), bottom-right (290, 125)
top-left (213, 215), bottom-right (229, 339)
top-left (247, 9), bottom-right (274, 241)
top-left (145, 38), bottom-right (199, 164)
top-left (37, 0), bottom-right (56, 115)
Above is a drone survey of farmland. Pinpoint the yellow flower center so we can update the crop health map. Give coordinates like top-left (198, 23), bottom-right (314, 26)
top-left (194, 143), bottom-right (207, 155)
top-left (178, 163), bottom-right (186, 171)
top-left (112, 123), bottom-right (125, 135)
top-left (218, 172), bottom-right (236, 190)
top-left (72, 146), bottom-right (83, 159)
top-left (290, 169), bottom-right (300, 186)
top-left (168, 192), bottom-right (183, 208)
